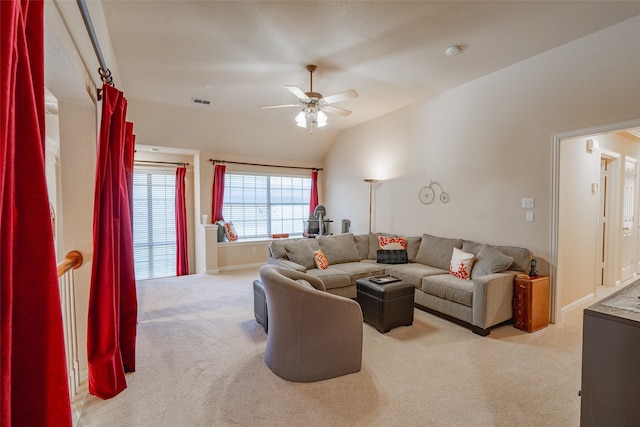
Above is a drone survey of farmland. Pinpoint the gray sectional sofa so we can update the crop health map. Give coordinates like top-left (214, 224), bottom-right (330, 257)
top-left (267, 232), bottom-right (532, 336)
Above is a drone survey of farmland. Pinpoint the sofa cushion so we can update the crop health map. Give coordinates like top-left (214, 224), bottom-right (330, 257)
top-left (421, 274), bottom-right (474, 307)
top-left (461, 240), bottom-right (484, 256)
top-left (415, 234), bottom-right (463, 270)
top-left (494, 246), bottom-right (532, 272)
top-left (270, 239), bottom-right (289, 260)
top-left (284, 239), bottom-right (319, 269)
top-left (304, 267), bottom-right (352, 290)
top-left (385, 263), bottom-right (448, 289)
top-left (406, 236), bottom-right (421, 262)
top-left (318, 233), bottom-right (360, 264)
top-left (313, 250), bottom-right (329, 270)
top-left (367, 233), bottom-right (381, 259)
top-left (331, 261), bottom-right (386, 282)
top-left (449, 247), bottom-right (475, 280)
top-left (354, 234), bottom-right (370, 260)
top-left (471, 244), bottom-right (513, 278)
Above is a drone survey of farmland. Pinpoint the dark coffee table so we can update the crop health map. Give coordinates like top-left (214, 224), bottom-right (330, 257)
top-left (356, 276), bottom-right (414, 333)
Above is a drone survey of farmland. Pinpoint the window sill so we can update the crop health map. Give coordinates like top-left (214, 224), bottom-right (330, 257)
top-left (217, 235), bottom-right (305, 246)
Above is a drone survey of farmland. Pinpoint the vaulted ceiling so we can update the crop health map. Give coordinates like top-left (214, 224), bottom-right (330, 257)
top-left (52, 1), bottom-right (640, 162)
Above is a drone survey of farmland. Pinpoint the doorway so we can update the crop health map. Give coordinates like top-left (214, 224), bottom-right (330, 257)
top-left (596, 157), bottom-right (610, 286)
top-left (621, 157), bottom-right (637, 283)
top-left (551, 119), bottom-right (640, 323)
top-left (594, 150), bottom-right (622, 288)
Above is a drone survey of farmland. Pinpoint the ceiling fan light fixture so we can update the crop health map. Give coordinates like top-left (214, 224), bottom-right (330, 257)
top-left (295, 106), bottom-right (328, 131)
top-left (262, 64), bottom-right (357, 131)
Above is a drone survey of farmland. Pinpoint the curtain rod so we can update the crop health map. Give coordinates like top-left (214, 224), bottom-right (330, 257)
top-left (209, 159), bottom-right (322, 171)
top-left (135, 160), bottom-right (190, 167)
top-left (77, 0), bottom-right (114, 86)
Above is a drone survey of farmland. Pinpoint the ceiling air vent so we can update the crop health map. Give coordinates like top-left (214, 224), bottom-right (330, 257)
top-left (191, 97), bottom-right (212, 106)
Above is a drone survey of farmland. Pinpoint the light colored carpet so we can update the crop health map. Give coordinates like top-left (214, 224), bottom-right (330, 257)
top-left (76, 268), bottom-right (611, 427)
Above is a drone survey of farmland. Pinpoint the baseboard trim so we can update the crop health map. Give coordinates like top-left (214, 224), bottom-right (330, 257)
top-left (218, 262), bottom-right (265, 272)
top-left (71, 369), bottom-right (89, 427)
top-left (561, 293), bottom-right (595, 315)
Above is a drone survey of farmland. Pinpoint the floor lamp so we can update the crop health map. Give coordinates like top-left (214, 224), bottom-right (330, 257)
top-left (364, 179), bottom-right (378, 234)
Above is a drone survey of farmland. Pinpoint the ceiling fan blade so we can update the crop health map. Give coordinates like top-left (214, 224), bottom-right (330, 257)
top-left (285, 85), bottom-right (310, 101)
top-left (322, 89), bottom-right (359, 104)
top-left (322, 105), bottom-right (352, 117)
top-left (260, 104), bottom-right (300, 109)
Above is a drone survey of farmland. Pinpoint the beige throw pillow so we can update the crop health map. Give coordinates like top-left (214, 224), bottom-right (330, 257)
top-left (450, 247), bottom-right (475, 280)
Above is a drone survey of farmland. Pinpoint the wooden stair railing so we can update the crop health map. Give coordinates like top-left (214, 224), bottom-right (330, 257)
top-left (56, 250), bottom-right (84, 404)
top-left (57, 250), bottom-right (83, 278)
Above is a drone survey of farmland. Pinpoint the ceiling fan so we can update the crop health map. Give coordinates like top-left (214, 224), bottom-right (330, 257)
top-left (260, 64), bottom-right (358, 131)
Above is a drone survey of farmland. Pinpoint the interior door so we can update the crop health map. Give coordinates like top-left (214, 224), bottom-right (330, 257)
top-left (621, 157), bottom-right (637, 282)
top-left (597, 158), bottom-right (609, 286)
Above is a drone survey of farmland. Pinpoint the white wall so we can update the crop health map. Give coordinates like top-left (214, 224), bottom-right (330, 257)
top-left (324, 17), bottom-right (640, 308)
top-left (557, 136), bottom-right (601, 308)
top-left (57, 101), bottom-right (97, 403)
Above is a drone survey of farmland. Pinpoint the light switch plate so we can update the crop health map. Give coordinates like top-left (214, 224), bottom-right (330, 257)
top-left (522, 198), bottom-right (534, 209)
top-left (526, 211), bottom-right (534, 222)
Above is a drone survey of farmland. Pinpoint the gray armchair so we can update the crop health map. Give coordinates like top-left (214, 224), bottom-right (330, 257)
top-left (259, 265), bottom-right (363, 382)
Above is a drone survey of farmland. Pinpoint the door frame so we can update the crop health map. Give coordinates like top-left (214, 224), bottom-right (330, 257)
top-left (620, 156), bottom-right (637, 283)
top-left (551, 118), bottom-right (640, 324)
top-left (597, 149), bottom-right (621, 288)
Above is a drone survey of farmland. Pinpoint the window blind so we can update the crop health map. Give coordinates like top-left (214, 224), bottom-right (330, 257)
top-left (222, 173), bottom-right (311, 238)
top-left (132, 169), bottom-right (176, 279)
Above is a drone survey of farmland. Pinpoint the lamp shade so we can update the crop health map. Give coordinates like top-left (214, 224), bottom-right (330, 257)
top-left (317, 110), bottom-right (328, 127)
top-left (295, 110), bottom-right (307, 128)
top-left (295, 107), bottom-right (328, 130)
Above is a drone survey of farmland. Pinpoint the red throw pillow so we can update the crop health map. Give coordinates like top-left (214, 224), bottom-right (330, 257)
top-left (224, 222), bottom-right (238, 242)
top-left (378, 236), bottom-right (407, 250)
top-left (313, 250), bottom-right (329, 270)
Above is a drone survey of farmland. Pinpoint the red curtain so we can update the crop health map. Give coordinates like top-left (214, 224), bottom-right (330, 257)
top-left (120, 121), bottom-right (137, 377)
top-left (309, 170), bottom-right (319, 215)
top-left (176, 166), bottom-right (189, 275)
top-left (87, 84), bottom-right (137, 399)
top-left (211, 163), bottom-right (226, 222)
top-left (124, 122), bottom-right (135, 219)
top-left (1, 0), bottom-right (72, 425)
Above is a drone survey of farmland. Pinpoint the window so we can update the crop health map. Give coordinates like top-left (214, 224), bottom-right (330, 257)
top-left (223, 173), bottom-right (311, 238)
top-left (132, 169), bottom-right (176, 279)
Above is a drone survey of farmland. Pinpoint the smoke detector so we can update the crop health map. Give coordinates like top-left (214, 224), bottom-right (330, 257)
top-left (445, 45), bottom-right (463, 56)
